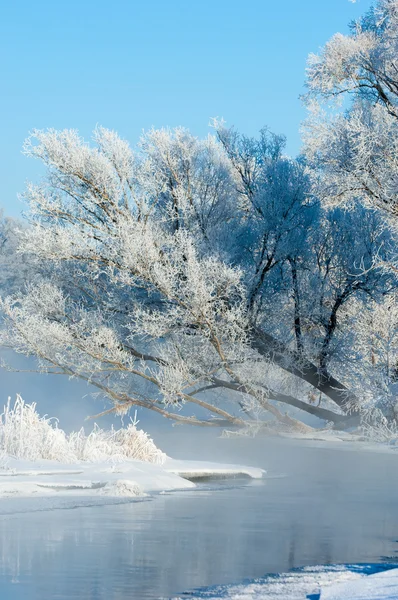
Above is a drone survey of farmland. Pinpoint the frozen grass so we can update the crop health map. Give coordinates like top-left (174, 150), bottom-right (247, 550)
top-left (360, 406), bottom-right (398, 444)
top-left (0, 395), bottom-right (166, 464)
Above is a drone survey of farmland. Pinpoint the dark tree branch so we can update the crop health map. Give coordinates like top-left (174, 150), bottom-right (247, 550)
top-left (251, 327), bottom-right (361, 417)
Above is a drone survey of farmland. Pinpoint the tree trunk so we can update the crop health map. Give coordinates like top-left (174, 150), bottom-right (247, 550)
top-left (289, 257), bottom-right (304, 354)
top-left (251, 327), bottom-right (361, 419)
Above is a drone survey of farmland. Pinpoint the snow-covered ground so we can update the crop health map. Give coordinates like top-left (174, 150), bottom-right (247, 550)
top-left (0, 396), bottom-right (264, 513)
top-left (275, 429), bottom-right (398, 455)
top-left (174, 564), bottom-right (398, 599)
top-left (321, 567), bottom-right (398, 599)
top-left (0, 455), bottom-right (264, 514)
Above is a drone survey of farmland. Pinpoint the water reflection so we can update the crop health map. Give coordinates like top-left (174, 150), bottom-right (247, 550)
top-left (0, 438), bottom-right (398, 599)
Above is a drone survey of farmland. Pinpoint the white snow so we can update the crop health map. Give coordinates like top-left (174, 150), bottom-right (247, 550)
top-left (0, 395), bottom-right (167, 464)
top-left (275, 429), bottom-right (398, 455)
top-left (164, 458), bottom-right (264, 480)
top-left (320, 567), bottom-right (398, 599)
top-left (0, 456), bottom-right (264, 514)
top-left (0, 397), bottom-right (264, 514)
top-left (173, 566), bottom-right (398, 599)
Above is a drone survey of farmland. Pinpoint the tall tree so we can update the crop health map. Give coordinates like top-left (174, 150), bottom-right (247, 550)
top-left (0, 118), bottom-right (394, 431)
top-left (303, 0), bottom-right (398, 217)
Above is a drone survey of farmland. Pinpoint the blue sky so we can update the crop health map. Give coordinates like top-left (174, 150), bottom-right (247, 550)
top-left (1, 0), bottom-right (373, 217)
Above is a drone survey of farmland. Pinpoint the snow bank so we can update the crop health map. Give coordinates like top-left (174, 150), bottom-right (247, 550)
top-left (0, 457), bottom-right (264, 514)
top-left (174, 565), bottom-right (398, 599)
top-left (320, 567), bottom-right (398, 599)
top-left (275, 428), bottom-right (398, 455)
top-left (164, 458), bottom-right (264, 480)
top-left (0, 397), bottom-right (264, 514)
top-left (0, 456), bottom-right (194, 513)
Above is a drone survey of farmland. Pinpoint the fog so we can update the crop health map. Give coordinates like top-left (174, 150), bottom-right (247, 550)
top-left (2, 349), bottom-right (398, 599)
top-left (1, 436), bottom-right (398, 599)
top-left (0, 348), bottom-right (170, 434)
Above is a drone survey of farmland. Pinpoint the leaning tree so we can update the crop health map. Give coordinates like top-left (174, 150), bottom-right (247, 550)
top-left (0, 122), bottom-right (394, 432)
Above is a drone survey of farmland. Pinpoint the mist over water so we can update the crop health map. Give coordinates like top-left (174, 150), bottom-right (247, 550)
top-left (1, 435), bottom-right (398, 599)
top-left (0, 349), bottom-right (172, 433)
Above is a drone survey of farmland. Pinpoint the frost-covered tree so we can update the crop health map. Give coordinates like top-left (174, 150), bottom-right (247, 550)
top-left (303, 206), bottom-right (392, 377)
top-left (214, 121), bottom-right (393, 418)
top-left (1, 118), bottom-right (395, 431)
top-left (214, 122), bottom-right (314, 317)
top-left (298, 0), bottom-right (398, 428)
top-left (303, 0), bottom-right (398, 217)
top-left (1, 127), bottom-right (325, 432)
top-left (345, 294), bottom-right (398, 404)
top-left (0, 212), bottom-right (47, 304)
top-left (330, 291), bottom-right (398, 442)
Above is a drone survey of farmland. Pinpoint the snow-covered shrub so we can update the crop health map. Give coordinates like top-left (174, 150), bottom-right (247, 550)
top-left (0, 396), bottom-right (166, 464)
top-left (67, 423), bottom-right (166, 463)
top-left (0, 396), bottom-right (72, 462)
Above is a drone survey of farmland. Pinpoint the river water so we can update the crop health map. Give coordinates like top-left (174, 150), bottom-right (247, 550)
top-left (0, 434), bottom-right (398, 599)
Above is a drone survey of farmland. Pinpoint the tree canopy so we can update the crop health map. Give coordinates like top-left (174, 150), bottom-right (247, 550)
top-left (1, 0), bottom-right (398, 436)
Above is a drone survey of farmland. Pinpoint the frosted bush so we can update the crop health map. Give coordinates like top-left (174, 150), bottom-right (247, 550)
top-left (360, 406), bottom-right (398, 444)
top-left (0, 396), bottom-right (166, 464)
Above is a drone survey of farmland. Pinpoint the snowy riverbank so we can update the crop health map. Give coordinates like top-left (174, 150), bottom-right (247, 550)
top-left (0, 456), bottom-right (264, 514)
top-left (271, 428), bottom-right (398, 455)
top-left (174, 564), bottom-right (398, 599)
top-left (0, 396), bottom-right (265, 514)
top-left (321, 567), bottom-right (398, 599)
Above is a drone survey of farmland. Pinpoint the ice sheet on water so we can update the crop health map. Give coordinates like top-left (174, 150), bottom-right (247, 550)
top-left (173, 564), bottom-right (398, 600)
